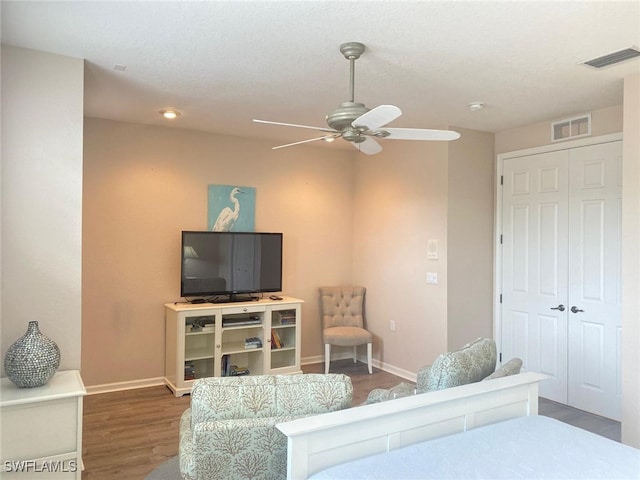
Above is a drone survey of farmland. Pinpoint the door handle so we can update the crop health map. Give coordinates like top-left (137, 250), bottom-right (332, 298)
top-left (550, 304), bottom-right (565, 312)
top-left (570, 306), bottom-right (584, 314)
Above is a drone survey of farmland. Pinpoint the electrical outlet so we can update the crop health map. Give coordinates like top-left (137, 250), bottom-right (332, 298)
top-left (390, 320), bottom-right (396, 331)
top-left (426, 272), bottom-right (438, 284)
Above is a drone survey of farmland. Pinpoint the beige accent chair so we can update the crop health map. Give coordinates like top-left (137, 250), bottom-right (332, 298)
top-left (319, 286), bottom-right (373, 375)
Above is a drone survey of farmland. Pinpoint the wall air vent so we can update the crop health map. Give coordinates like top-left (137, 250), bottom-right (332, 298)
top-left (551, 114), bottom-right (591, 142)
top-left (582, 47), bottom-right (640, 69)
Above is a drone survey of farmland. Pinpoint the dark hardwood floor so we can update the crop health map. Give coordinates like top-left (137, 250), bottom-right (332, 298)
top-left (81, 360), bottom-right (621, 479)
top-left (539, 397), bottom-right (621, 442)
top-left (82, 382), bottom-right (190, 479)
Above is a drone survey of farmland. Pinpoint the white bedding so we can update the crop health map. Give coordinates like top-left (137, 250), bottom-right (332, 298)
top-left (309, 416), bottom-right (640, 479)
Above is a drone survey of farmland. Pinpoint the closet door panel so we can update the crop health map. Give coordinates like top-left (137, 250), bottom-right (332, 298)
top-left (501, 150), bottom-right (569, 403)
top-left (567, 141), bottom-right (622, 421)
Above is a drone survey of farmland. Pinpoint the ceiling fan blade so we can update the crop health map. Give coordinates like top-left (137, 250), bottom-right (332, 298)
top-left (383, 128), bottom-right (461, 141)
top-left (253, 119), bottom-right (336, 133)
top-left (352, 105), bottom-right (402, 130)
top-left (272, 135), bottom-right (338, 150)
top-left (351, 136), bottom-right (382, 155)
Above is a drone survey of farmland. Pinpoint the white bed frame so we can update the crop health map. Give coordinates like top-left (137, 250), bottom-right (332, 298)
top-left (277, 371), bottom-right (547, 480)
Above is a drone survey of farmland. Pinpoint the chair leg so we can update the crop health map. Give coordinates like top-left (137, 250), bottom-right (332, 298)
top-left (353, 346), bottom-right (357, 363)
top-left (367, 342), bottom-right (373, 374)
top-left (324, 344), bottom-right (331, 374)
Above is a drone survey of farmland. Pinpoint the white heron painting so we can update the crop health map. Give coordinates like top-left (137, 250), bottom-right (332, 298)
top-left (208, 184), bottom-right (255, 231)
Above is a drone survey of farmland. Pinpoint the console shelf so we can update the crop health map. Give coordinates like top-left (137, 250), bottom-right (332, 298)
top-left (164, 297), bottom-right (303, 396)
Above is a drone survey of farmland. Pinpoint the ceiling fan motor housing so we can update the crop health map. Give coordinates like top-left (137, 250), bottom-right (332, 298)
top-left (325, 102), bottom-right (369, 131)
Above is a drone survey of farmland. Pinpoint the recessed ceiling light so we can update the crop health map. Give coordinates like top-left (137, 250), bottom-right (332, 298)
top-left (159, 109), bottom-right (181, 119)
top-left (468, 102), bottom-right (484, 111)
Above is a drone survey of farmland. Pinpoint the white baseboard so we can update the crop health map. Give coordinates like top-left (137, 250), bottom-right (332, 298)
top-left (301, 354), bottom-right (417, 383)
top-left (85, 377), bottom-right (165, 395)
top-left (301, 354), bottom-right (325, 365)
top-left (376, 361), bottom-right (416, 382)
top-left (86, 358), bottom-right (416, 395)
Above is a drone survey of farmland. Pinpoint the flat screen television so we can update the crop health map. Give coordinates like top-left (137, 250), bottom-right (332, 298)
top-left (181, 231), bottom-right (283, 302)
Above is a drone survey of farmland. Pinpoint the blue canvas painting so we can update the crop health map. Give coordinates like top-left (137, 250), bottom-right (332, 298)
top-left (208, 185), bottom-right (256, 231)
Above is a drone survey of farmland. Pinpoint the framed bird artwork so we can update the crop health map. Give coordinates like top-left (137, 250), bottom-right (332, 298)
top-left (207, 184), bottom-right (255, 232)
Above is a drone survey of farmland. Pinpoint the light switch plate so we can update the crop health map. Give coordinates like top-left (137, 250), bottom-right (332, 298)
top-left (427, 239), bottom-right (438, 260)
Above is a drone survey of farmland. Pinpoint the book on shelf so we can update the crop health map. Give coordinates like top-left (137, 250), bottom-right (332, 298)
top-left (185, 362), bottom-right (196, 380)
top-left (220, 357), bottom-right (250, 377)
top-left (271, 329), bottom-right (283, 349)
top-left (229, 366), bottom-right (250, 376)
top-left (222, 354), bottom-right (231, 376)
top-left (277, 311), bottom-right (296, 325)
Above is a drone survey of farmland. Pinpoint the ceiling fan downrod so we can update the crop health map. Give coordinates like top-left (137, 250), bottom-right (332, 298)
top-left (325, 42), bottom-right (369, 132)
top-left (340, 42), bottom-right (365, 103)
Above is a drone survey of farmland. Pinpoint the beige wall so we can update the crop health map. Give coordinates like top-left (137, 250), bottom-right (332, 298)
top-left (495, 105), bottom-right (624, 154)
top-left (621, 74), bottom-right (640, 448)
top-left (82, 118), bottom-right (355, 386)
top-left (84, 119), bottom-right (497, 386)
top-left (447, 128), bottom-right (496, 351)
top-left (350, 132), bottom-right (496, 377)
top-left (1, 46), bottom-right (84, 372)
top-left (352, 141), bottom-right (450, 377)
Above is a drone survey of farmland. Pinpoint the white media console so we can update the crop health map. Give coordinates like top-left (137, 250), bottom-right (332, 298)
top-left (164, 296), bottom-right (304, 396)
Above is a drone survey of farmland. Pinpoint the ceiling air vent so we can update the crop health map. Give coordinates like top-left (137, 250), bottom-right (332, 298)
top-left (552, 114), bottom-right (591, 142)
top-left (583, 47), bottom-right (640, 69)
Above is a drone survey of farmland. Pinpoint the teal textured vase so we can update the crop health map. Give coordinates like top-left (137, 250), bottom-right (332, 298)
top-left (4, 321), bottom-right (61, 388)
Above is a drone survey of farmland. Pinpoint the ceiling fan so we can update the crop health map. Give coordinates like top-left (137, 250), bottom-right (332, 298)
top-left (253, 42), bottom-right (460, 155)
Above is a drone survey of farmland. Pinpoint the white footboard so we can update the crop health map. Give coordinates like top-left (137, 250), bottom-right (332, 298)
top-left (277, 372), bottom-right (547, 480)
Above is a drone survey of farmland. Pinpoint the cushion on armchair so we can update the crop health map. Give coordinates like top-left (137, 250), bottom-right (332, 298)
top-left (366, 382), bottom-right (416, 403)
top-left (482, 357), bottom-right (523, 381)
top-left (180, 373), bottom-right (353, 480)
top-left (191, 373), bottom-right (353, 422)
top-left (367, 338), bottom-right (497, 405)
top-left (418, 337), bottom-right (497, 392)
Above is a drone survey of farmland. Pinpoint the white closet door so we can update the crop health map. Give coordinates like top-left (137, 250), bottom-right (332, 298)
top-left (501, 150), bottom-right (569, 403)
top-left (500, 140), bottom-right (622, 420)
top-left (567, 141), bottom-right (622, 421)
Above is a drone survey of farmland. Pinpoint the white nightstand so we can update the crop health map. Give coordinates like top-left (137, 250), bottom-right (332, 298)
top-left (1, 370), bottom-right (86, 479)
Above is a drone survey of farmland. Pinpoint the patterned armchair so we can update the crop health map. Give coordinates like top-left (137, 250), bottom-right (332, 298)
top-left (179, 374), bottom-right (353, 480)
top-left (367, 337), bottom-right (522, 404)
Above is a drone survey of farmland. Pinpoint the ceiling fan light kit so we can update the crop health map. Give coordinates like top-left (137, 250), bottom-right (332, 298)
top-left (253, 42), bottom-right (460, 155)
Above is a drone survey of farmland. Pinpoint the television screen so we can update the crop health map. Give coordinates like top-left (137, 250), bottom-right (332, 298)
top-left (181, 231), bottom-right (283, 301)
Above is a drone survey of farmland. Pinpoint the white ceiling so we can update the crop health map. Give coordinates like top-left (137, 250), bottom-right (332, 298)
top-left (2, 1), bottom-right (639, 151)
